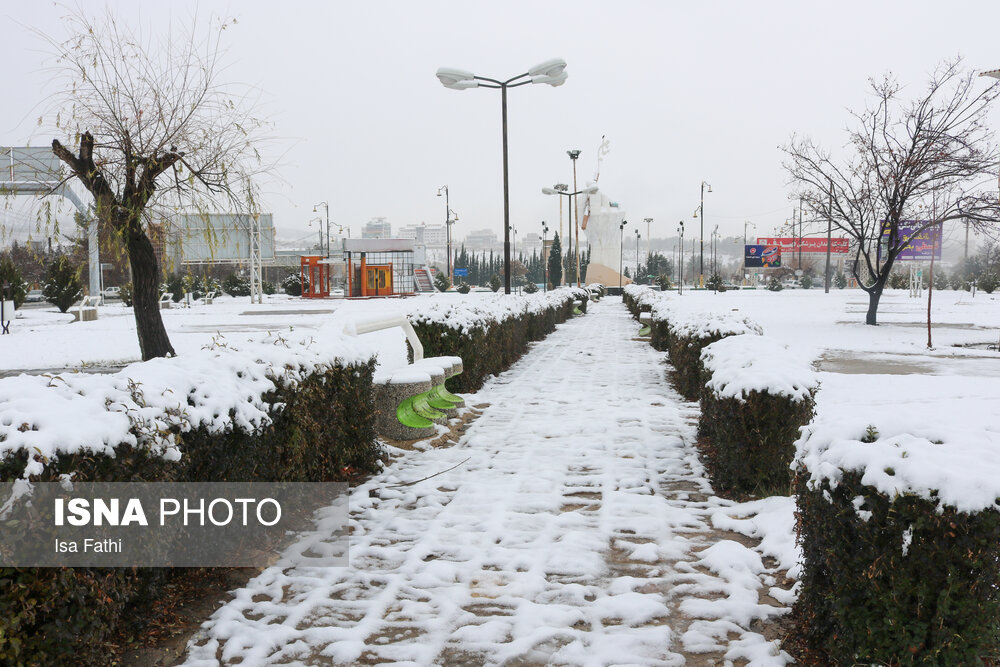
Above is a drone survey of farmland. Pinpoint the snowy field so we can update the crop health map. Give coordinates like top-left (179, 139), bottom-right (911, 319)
top-left (3, 287), bottom-right (999, 664)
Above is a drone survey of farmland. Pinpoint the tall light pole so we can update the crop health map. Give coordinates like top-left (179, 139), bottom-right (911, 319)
top-left (644, 217), bottom-right (653, 268)
top-left (542, 183), bottom-right (599, 285)
top-left (744, 221), bottom-right (756, 286)
top-left (312, 202), bottom-right (330, 257)
top-left (619, 220), bottom-right (628, 292)
top-left (635, 229), bottom-right (641, 284)
top-left (568, 149), bottom-right (582, 286)
top-left (712, 224), bottom-right (719, 280)
top-left (693, 181), bottom-right (712, 287)
top-left (437, 185), bottom-right (453, 284)
top-left (437, 59), bottom-right (569, 294)
top-left (677, 221), bottom-right (684, 295)
top-left (542, 221), bottom-right (549, 292)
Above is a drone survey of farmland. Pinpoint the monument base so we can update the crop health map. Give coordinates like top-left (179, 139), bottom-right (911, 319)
top-left (585, 263), bottom-right (632, 288)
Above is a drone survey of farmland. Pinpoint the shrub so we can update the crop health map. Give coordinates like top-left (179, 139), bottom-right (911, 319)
top-left (767, 276), bottom-right (783, 291)
top-left (0, 256), bottom-right (28, 308)
top-left (456, 282), bottom-right (471, 294)
top-left (409, 290), bottom-right (584, 392)
top-left (795, 471), bottom-right (1000, 665)
top-left (0, 342), bottom-right (381, 663)
top-left (42, 255), bottom-right (84, 313)
top-left (222, 272), bottom-right (251, 297)
top-left (655, 274), bottom-right (672, 291)
top-left (262, 280), bottom-right (276, 295)
top-left (164, 273), bottom-right (186, 302)
top-left (282, 272), bottom-right (307, 296)
top-left (978, 272), bottom-right (997, 294)
top-left (834, 272), bottom-right (847, 289)
top-left (434, 271), bottom-right (451, 292)
top-left (706, 273), bottom-right (723, 291)
top-left (523, 282), bottom-right (538, 294)
top-left (888, 270), bottom-right (908, 289)
top-left (665, 312), bottom-right (763, 401)
top-left (488, 274), bottom-right (501, 292)
top-left (933, 269), bottom-right (948, 291)
top-left (698, 336), bottom-right (817, 497)
top-left (799, 274), bottom-right (814, 289)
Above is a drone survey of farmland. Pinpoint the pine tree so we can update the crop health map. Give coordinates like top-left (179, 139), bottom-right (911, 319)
top-left (548, 233), bottom-right (563, 288)
top-left (42, 255), bottom-right (84, 313)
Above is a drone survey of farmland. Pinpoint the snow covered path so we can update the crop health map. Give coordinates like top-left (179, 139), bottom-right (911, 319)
top-left (182, 299), bottom-right (792, 666)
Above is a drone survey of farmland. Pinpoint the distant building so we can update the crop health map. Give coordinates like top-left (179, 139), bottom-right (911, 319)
top-left (398, 224), bottom-right (447, 245)
top-left (466, 228), bottom-right (498, 250)
top-left (362, 217), bottom-right (392, 239)
top-left (521, 232), bottom-right (542, 250)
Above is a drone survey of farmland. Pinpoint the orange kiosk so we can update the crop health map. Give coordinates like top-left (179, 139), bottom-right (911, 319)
top-left (299, 256), bottom-right (330, 298)
top-left (344, 238), bottom-right (416, 298)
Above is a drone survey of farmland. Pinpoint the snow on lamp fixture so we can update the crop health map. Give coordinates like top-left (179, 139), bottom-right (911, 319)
top-left (435, 58), bottom-right (569, 294)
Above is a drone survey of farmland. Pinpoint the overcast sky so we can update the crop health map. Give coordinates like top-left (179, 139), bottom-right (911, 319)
top-left (2, 0), bottom-right (999, 250)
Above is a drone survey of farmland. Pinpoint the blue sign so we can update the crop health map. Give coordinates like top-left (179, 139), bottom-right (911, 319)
top-left (453, 268), bottom-right (468, 277)
top-left (745, 244), bottom-right (781, 268)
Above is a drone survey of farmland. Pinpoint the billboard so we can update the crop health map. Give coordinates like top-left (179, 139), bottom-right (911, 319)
top-left (745, 244), bottom-right (781, 268)
top-left (756, 237), bottom-right (850, 254)
top-left (878, 221), bottom-right (942, 261)
top-left (0, 147), bottom-right (62, 184)
top-left (172, 213), bottom-right (275, 264)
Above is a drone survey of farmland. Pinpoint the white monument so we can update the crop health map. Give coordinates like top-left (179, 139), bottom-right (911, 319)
top-left (581, 190), bottom-right (630, 287)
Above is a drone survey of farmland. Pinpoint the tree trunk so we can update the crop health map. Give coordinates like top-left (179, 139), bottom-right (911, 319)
top-left (126, 226), bottom-right (176, 360)
top-left (865, 283), bottom-right (884, 325)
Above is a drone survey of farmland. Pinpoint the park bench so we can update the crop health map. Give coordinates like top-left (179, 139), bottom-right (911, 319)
top-left (72, 296), bottom-right (101, 322)
top-left (638, 311), bottom-right (652, 337)
top-left (159, 293), bottom-right (174, 309)
top-left (204, 291), bottom-right (217, 305)
top-left (1, 298), bottom-right (14, 334)
top-left (344, 313), bottom-right (464, 441)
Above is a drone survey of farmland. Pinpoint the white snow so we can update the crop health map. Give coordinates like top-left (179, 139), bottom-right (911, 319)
top-left (701, 335), bottom-right (819, 403)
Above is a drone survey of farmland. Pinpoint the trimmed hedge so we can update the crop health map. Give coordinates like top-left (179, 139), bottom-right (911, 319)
top-left (697, 336), bottom-right (817, 498)
top-left (699, 387), bottom-right (814, 497)
top-left (0, 361), bottom-right (381, 665)
top-left (410, 290), bottom-right (585, 393)
top-left (795, 469), bottom-right (1000, 664)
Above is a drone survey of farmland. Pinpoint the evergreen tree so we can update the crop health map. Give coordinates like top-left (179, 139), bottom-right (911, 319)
top-left (0, 256), bottom-right (28, 307)
top-left (43, 255), bottom-right (84, 313)
top-left (434, 271), bottom-right (451, 292)
top-left (488, 273), bottom-right (502, 292)
top-left (835, 272), bottom-right (848, 289)
top-left (548, 233), bottom-right (563, 288)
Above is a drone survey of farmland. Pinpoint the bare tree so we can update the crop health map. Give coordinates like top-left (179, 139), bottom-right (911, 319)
top-left (43, 9), bottom-right (267, 359)
top-left (783, 59), bottom-right (1000, 324)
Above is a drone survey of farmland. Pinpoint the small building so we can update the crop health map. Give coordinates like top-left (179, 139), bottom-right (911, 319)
top-left (345, 238), bottom-right (416, 298)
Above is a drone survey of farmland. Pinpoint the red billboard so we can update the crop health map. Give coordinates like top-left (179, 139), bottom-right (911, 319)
top-left (756, 237), bottom-right (850, 254)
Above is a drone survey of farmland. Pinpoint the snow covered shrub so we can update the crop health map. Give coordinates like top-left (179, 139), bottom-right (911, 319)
top-left (222, 272), bottom-right (251, 297)
top-left (0, 332), bottom-right (382, 662)
top-left (408, 290), bottom-right (580, 392)
top-left (834, 272), bottom-right (848, 289)
top-left (698, 336), bottom-right (817, 497)
top-left (666, 310), bottom-right (763, 401)
top-left (523, 281), bottom-right (538, 294)
top-left (793, 421), bottom-right (1000, 665)
top-left (434, 271), bottom-right (451, 292)
top-left (0, 256), bottom-right (28, 307)
top-left (488, 273), bottom-right (501, 292)
top-left (767, 276), bottom-right (783, 291)
top-left (456, 281), bottom-right (471, 294)
top-left (120, 281), bottom-right (134, 306)
top-left (978, 272), bottom-right (997, 294)
top-left (282, 272), bottom-right (307, 296)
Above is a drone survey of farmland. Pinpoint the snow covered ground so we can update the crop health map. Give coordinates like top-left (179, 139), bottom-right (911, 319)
top-left (3, 287), bottom-right (998, 664)
top-left (180, 299), bottom-right (793, 666)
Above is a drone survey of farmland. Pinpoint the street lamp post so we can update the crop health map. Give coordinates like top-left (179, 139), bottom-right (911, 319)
top-left (744, 221), bottom-right (756, 286)
top-left (677, 221), bottom-right (684, 295)
top-left (635, 229), bottom-right (641, 284)
top-left (437, 185), bottom-right (453, 284)
top-left (542, 183), bottom-right (599, 285)
top-left (693, 181), bottom-right (712, 287)
top-left (568, 149), bottom-right (582, 287)
top-left (542, 222), bottom-right (549, 292)
top-left (437, 59), bottom-right (568, 295)
top-left (644, 217), bottom-right (653, 268)
top-left (619, 220), bottom-right (628, 292)
top-left (312, 202), bottom-right (330, 257)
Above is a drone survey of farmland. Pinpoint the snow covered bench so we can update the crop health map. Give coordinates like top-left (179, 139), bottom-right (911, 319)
top-left (344, 314), bottom-right (465, 441)
top-left (204, 290), bottom-right (217, 305)
top-left (72, 296), bottom-right (101, 322)
top-left (159, 293), bottom-right (174, 309)
top-left (638, 311), bottom-right (652, 337)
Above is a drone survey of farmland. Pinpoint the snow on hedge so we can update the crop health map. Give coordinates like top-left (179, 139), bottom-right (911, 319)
top-left (0, 326), bottom-right (375, 478)
top-left (794, 375), bottom-right (1000, 514)
top-left (406, 288), bottom-right (587, 334)
top-left (701, 335), bottom-right (819, 402)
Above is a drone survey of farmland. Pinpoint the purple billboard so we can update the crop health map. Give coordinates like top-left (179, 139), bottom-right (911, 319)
top-left (879, 221), bottom-right (942, 261)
